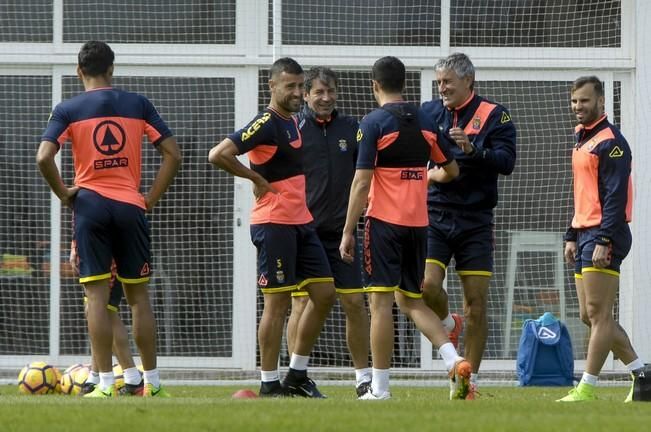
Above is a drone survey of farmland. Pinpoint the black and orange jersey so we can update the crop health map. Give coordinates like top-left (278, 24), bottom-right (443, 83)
top-left (569, 115), bottom-right (632, 241)
top-left (229, 107), bottom-right (312, 225)
top-left (356, 102), bottom-right (454, 227)
top-left (422, 92), bottom-right (516, 211)
top-left (41, 87), bottom-right (173, 209)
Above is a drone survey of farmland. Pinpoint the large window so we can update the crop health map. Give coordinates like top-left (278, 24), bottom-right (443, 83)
top-left (0, 0), bottom-right (52, 42)
top-left (63, 0), bottom-right (237, 44)
top-left (450, 0), bottom-right (621, 47)
top-left (273, 0), bottom-right (440, 46)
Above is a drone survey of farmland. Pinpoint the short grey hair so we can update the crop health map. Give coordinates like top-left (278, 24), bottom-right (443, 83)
top-left (435, 52), bottom-right (475, 89)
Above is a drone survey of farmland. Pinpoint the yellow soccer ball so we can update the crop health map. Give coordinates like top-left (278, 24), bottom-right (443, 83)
top-left (60, 363), bottom-right (90, 395)
top-left (17, 361), bottom-right (58, 395)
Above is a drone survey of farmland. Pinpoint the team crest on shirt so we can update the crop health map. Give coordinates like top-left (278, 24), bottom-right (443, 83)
top-left (338, 139), bottom-right (348, 151)
top-left (356, 129), bottom-right (363, 142)
top-left (472, 117), bottom-right (481, 130)
top-left (609, 146), bottom-right (624, 158)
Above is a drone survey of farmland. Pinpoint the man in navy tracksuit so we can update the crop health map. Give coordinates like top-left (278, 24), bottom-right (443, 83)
top-left (557, 76), bottom-right (644, 402)
top-left (286, 67), bottom-right (371, 396)
top-left (421, 53), bottom-right (516, 397)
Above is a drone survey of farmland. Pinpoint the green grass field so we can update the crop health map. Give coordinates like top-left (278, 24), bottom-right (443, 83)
top-left (1, 385), bottom-right (650, 432)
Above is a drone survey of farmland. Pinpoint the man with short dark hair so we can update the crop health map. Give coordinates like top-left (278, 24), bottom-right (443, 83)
top-left (286, 66), bottom-right (371, 397)
top-left (340, 56), bottom-right (471, 400)
top-left (209, 57), bottom-right (336, 398)
top-left (557, 75), bottom-right (645, 402)
top-left (37, 40), bottom-right (181, 398)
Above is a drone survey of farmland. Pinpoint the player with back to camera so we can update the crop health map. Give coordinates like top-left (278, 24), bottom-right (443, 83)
top-left (209, 57), bottom-right (336, 398)
top-left (340, 56), bottom-right (472, 400)
top-left (37, 40), bottom-right (181, 397)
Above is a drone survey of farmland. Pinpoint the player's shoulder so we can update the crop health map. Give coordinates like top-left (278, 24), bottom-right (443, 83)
top-left (248, 108), bottom-right (275, 124)
top-left (56, 91), bottom-right (89, 112)
top-left (598, 121), bottom-right (631, 153)
top-left (361, 106), bottom-right (388, 122)
top-left (114, 88), bottom-right (152, 108)
top-left (359, 107), bottom-right (393, 132)
top-left (476, 95), bottom-right (509, 116)
top-left (477, 96), bottom-right (513, 129)
top-left (334, 111), bottom-right (359, 128)
top-left (421, 99), bottom-right (444, 115)
top-left (52, 91), bottom-right (100, 121)
top-left (241, 109), bottom-right (276, 136)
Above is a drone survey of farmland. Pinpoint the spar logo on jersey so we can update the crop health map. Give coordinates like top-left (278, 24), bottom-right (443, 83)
top-left (94, 120), bottom-right (126, 155)
top-left (242, 112), bottom-right (271, 141)
top-left (93, 120), bottom-right (128, 170)
top-left (400, 170), bottom-right (423, 180)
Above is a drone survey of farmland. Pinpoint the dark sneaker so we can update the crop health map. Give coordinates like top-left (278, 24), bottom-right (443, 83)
top-left (119, 380), bottom-right (144, 396)
top-left (79, 382), bottom-right (96, 396)
top-left (283, 375), bottom-right (326, 398)
top-left (356, 380), bottom-right (372, 398)
top-left (259, 380), bottom-right (288, 398)
top-left (626, 367), bottom-right (651, 402)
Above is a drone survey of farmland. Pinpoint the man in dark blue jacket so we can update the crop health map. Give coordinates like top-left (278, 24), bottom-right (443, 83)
top-left (286, 67), bottom-right (371, 396)
top-left (422, 53), bottom-right (516, 398)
